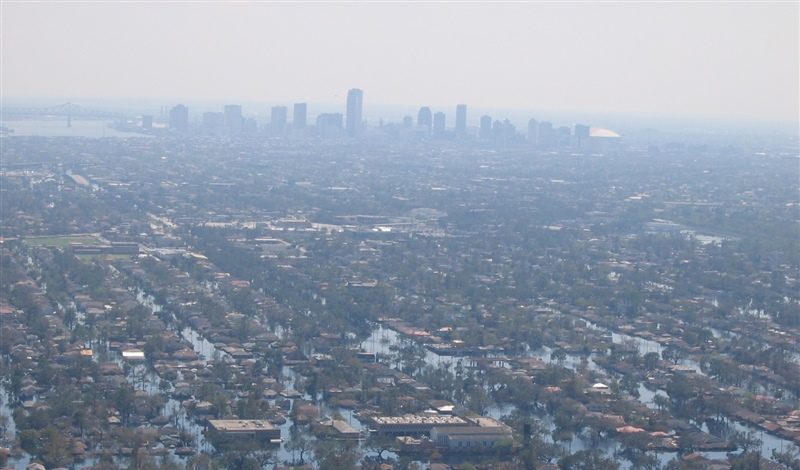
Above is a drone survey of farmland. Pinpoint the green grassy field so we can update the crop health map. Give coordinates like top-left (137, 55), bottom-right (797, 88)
top-left (75, 254), bottom-right (131, 261)
top-left (24, 235), bottom-right (102, 248)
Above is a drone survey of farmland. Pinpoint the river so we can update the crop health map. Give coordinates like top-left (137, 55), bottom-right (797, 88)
top-left (1, 120), bottom-right (148, 138)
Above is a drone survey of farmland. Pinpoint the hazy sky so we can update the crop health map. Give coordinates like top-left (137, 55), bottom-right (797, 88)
top-left (2, 2), bottom-right (798, 123)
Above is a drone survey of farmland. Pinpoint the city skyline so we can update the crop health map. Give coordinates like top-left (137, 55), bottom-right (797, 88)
top-left (2, 2), bottom-right (797, 123)
top-left (6, 87), bottom-right (795, 139)
top-left (147, 94), bottom-right (618, 155)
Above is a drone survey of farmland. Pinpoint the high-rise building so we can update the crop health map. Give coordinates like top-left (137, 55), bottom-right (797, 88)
top-left (417, 107), bottom-right (432, 134)
top-left (538, 121), bottom-right (555, 148)
top-left (433, 112), bottom-right (446, 138)
top-left (557, 126), bottom-right (571, 147)
top-left (455, 104), bottom-right (467, 137)
top-left (574, 124), bottom-right (590, 150)
top-left (402, 116), bottom-right (413, 128)
top-left (497, 119), bottom-right (517, 148)
top-left (224, 105), bottom-right (243, 134)
top-left (141, 115), bottom-right (153, 131)
top-left (293, 103), bottom-right (307, 129)
top-left (271, 106), bottom-right (288, 136)
top-left (168, 104), bottom-right (189, 132)
top-left (492, 120), bottom-right (503, 143)
top-left (346, 88), bottom-right (363, 137)
top-left (479, 115), bottom-right (492, 140)
top-left (527, 119), bottom-right (538, 145)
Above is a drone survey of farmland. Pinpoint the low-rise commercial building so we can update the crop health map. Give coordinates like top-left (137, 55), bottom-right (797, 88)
top-left (430, 425), bottom-right (512, 450)
top-left (366, 414), bottom-right (469, 436)
top-left (431, 416), bottom-right (512, 451)
top-left (207, 419), bottom-right (281, 443)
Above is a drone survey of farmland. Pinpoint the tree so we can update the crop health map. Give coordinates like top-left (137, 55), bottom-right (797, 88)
top-left (551, 348), bottom-right (568, 364)
top-left (467, 385), bottom-right (491, 415)
top-left (73, 408), bottom-right (90, 437)
top-left (771, 444), bottom-right (800, 470)
top-left (285, 425), bottom-right (311, 465)
top-left (18, 429), bottom-right (38, 454)
top-left (662, 346), bottom-right (684, 365)
top-left (730, 451), bottom-right (760, 470)
top-left (129, 447), bottom-right (158, 470)
top-left (184, 453), bottom-right (213, 470)
top-left (314, 440), bottom-right (358, 470)
top-left (38, 426), bottom-right (71, 469)
top-left (553, 428), bottom-right (574, 453)
top-left (653, 394), bottom-right (671, 412)
top-left (666, 376), bottom-right (694, 412)
top-left (559, 449), bottom-right (619, 470)
top-left (114, 384), bottom-right (136, 424)
top-left (643, 352), bottom-right (660, 371)
top-left (730, 430), bottom-right (761, 453)
top-left (621, 374), bottom-right (640, 398)
top-left (364, 434), bottom-right (395, 463)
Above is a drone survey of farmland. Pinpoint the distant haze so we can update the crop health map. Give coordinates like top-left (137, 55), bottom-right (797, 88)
top-left (2, 2), bottom-right (798, 123)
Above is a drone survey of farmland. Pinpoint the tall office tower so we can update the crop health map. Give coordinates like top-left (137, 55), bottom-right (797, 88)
top-left (538, 121), bottom-right (555, 148)
top-left (498, 119), bottom-right (517, 147)
top-left (527, 118), bottom-right (538, 145)
top-left (271, 106), bottom-right (288, 136)
top-left (455, 104), bottom-right (467, 137)
top-left (168, 104), bottom-right (189, 132)
top-left (293, 103), bottom-right (307, 129)
top-left (141, 115), bottom-right (153, 131)
top-left (492, 120), bottom-right (504, 145)
top-left (557, 126), bottom-right (571, 147)
top-left (417, 107), bottom-right (432, 133)
top-left (402, 116), bottom-right (413, 128)
top-left (573, 124), bottom-right (590, 150)
top-left (202, 112), bottom-right (225, 134)
top-left (224, 104), bottom-right (243, 134)
top-left (479, 115), bottom-right (492, 140)
top-left (433, 112), bottom-right (446, 138)
top-left (346, 88), bottom-right (363, 137)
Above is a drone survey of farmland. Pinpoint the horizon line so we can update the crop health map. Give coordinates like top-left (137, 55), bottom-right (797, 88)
top-left (2, 94), bottom-right (798, 130)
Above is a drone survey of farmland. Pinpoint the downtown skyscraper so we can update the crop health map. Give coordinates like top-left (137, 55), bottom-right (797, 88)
top-left (346, 88), bottom-right (363, 137)
top-left (293, 103), bottom-right (307, 129)
top-left (455, 104), bottom-right (467, 137)
top-left (417, 107), bottom-right (432, 134)
top-left (169, 104), bottom-right (189, 132)
top-left (433, 112), bottom-right (446, 138)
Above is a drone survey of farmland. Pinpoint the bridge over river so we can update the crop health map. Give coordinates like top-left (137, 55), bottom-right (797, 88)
top-left (1, 102), bottom-right (125, 127)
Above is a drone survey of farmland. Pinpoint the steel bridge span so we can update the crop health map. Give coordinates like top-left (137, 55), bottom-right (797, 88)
top-left (1, 103), bottom-right (125, 127)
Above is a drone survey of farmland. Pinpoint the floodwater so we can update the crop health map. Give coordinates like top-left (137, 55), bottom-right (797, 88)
top-left (360, 324), bottom-right (454, 371)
